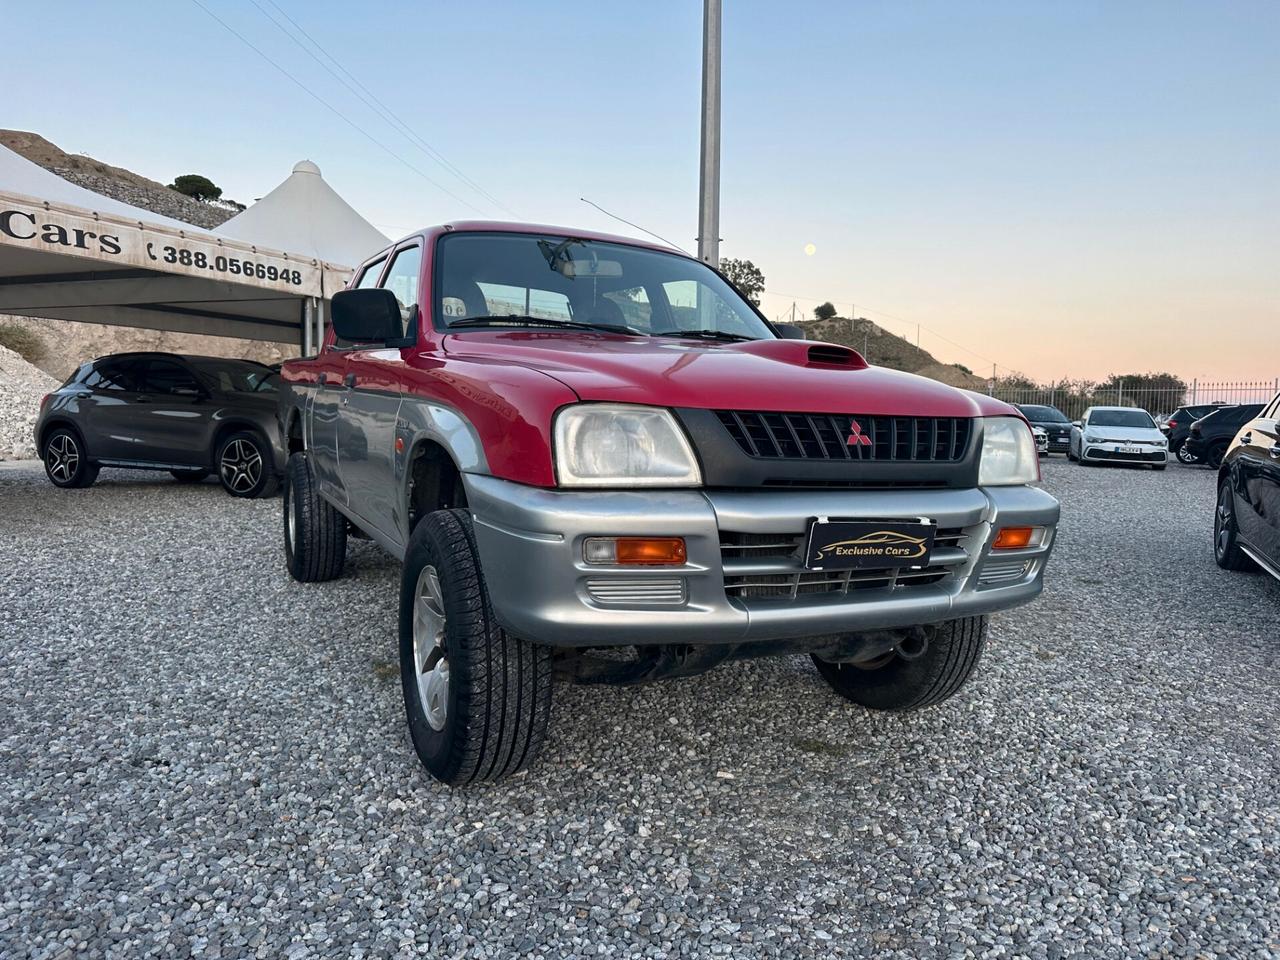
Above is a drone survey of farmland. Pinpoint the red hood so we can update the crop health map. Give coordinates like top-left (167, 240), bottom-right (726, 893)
top-left (442, 332), bottom-right (1013, 417)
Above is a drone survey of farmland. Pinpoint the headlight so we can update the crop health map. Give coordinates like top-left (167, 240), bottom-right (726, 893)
top-left (979, 417), bottom-right (1039, 486)
top-left (554, 404), bottom-right (702, 487)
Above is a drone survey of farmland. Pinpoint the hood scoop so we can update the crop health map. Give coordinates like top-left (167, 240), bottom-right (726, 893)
top-left (733, 338), bottom-right (868, 369)
top-left (806, 343), bottom-right (865, 367)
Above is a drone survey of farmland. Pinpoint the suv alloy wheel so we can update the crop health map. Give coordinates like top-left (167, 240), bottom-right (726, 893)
top-left (42, 427), bottom-right (99, 489)
top-left (217, 430), bottom-right (279, 498)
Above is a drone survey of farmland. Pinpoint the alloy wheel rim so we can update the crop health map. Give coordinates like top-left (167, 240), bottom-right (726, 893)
top-left (220, 439), bottom-right (262, 493)
top-left (412, 564), bottom-right (449, 731)
top-left (1216, 487), bottom-right (1233, 558)
top-left (46, 434), bottom-right (79, 483)
top-left (1177, 445), bottom-right (1195, 464)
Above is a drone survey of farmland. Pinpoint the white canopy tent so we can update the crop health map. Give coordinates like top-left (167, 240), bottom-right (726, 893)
top-left (0, 148), bottom-right (387, 353)
top-left (216, 160), bottom-right (388, 268)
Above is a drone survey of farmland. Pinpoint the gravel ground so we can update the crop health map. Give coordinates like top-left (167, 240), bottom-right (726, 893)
top-left (1, 459), bottom-right (1277, 959)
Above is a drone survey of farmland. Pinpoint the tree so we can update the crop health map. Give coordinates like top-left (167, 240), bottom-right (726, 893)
top-left (169, 174), bottom-right (223, 202)
top-left (813, 302), bottom-right (837, 321)
top-left (719, 258), bottom-right (765, 306)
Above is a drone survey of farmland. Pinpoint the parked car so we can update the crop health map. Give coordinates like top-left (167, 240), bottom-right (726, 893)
top-left (1214, 390), bottom-right (1280, 580)
top-left (1185, 404), bottom-right (1265, 469)
top-left (1032, 425), bottom-right (1049, 456)
top-left (36, 352), bottom-right (285, 497)
top-left (1015, 404), bottom-right (1072, 454)
top-left (1164, 403), bottom-right (1228, 463)
top-left (1068, 406), bottom-right (1168, 468)
top-left (276, 221), bottom-right (1061, 785)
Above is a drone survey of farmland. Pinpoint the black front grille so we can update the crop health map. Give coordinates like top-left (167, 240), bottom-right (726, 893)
top-left (720, 528), bottom-right (968, 600)
top-left (716, 411), bottom-right (972, 463)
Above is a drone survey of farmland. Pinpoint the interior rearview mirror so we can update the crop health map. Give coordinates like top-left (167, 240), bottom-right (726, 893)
top-left (558, 259), bottom-right (623, 278)
top-left (332, 288), bottom-right (403, 343)
top-left (774, 323), bottom-right (806, 340)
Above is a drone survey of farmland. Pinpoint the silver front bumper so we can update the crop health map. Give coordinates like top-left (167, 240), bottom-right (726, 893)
top-left (464, 475), bottom-right (1060, 648)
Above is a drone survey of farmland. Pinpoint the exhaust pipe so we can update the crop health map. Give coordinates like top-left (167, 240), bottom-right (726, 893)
top-left (893, 628), bottom-right (929, 661)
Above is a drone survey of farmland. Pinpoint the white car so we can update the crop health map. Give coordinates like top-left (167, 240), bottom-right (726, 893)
top-left (1068, 406), bottom-right (1168, 469)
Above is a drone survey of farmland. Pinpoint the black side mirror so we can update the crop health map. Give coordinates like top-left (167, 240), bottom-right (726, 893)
top-left (332, 288), bottom-right (403, 343)
top-left (774, 322), bottom-right (807, 340)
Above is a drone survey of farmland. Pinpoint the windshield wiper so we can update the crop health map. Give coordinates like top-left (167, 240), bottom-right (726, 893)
top-left (447, 315), bottom-right (642, 335)
top-left (655, 329), bottom-right (756, 342)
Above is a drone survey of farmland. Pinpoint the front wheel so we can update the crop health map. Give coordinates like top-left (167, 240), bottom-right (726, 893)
top-left (399, 509), bottom-right (553, 785)
top-left (217, 430), bottom-right (278, 498)
top-left (42, 428), bottom-right (99, 489)
top-left (1175, 442), bottom-right (1198, 465)
top-left (813, 616), bottom-right (987, 711)
top-left (1214, 481), bottom-right (1256, 572)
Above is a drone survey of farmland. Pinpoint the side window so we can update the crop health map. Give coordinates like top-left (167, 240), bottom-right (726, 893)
top-left (83, 359), bottom-right (140, 392)
top-left (355, 259), bottom-right (386, 289)
top-left (475, 282), bottom-right (573, 322)
top-left (661, 279), bottom-right (752, 335)
top-left (605, 286), bottom-right (652, 329)
top-left (139, 360), bottom-right (201, 395)
top-left (1263, 393), bottom-right (1280, 420)
top-left (380, 246), bottom-right (422, 337)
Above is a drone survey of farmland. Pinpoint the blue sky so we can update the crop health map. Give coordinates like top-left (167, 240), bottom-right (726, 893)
top-left (5, 0), bottom-right (1277, 380)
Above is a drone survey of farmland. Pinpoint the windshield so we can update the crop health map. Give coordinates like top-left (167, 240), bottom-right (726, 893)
top-left (434, 232), bottom-right (775, 340)
top-left (1018, 405), bottom-right (1069, 423)
top-left (1088, 409), bottom-right (1155, 428)
top-left (190, 359), bottom-right (278, 394)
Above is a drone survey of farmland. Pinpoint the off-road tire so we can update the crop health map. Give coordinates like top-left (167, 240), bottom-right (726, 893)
top-left (1214, 481), bottom-right (1256, 572)
top-left (283, 451), bottom-right (347, 582)
top-left (216, 430), bottom-right (279, 499)
top-left (813, 615), bottom-right (987, 712)
top-left (399, 508), bottom-right (553, 785)
top-left (42, 426), bottom-right (99, 489)
top-left (170, 469), bottom-right (209, 483)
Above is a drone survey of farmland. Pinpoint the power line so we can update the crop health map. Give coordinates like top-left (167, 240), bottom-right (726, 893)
top-left (188, 0), bottom-right (486, 216)
top-left (579, 198), bottom-right (690, 254)
top-left (251, 0), bottom-right (518, 217)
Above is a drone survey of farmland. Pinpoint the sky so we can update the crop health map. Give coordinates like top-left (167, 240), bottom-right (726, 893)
top-left (3, 0), bottom-right (1277, 382)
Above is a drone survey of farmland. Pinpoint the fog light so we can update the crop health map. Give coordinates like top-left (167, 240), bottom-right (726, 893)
top-left (584, 537), bottom-right (687, 565)
top-left (992, 526), bottom-right (1040, 550)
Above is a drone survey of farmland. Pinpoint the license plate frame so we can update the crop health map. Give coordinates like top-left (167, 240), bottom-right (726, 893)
top-left (804, 517), bottom-right (937, 571)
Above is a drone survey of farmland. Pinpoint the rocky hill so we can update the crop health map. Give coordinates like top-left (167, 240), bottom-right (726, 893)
top-left (803, 316), bottom-right (987, 389)
top-left (0, 130), bottom-right (290, 381)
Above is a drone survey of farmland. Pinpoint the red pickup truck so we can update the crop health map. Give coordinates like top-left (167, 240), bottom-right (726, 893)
top-left (278, 222), bottom-right (1059, 785)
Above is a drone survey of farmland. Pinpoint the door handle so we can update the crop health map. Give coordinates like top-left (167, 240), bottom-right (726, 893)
top-left (1269, 443), bottom-right (1280, 459)
top-left (343, 372), bottom-right (357, 388)
top-left (317, 372), bottom-right (327, 386)
top-left (1240, 432), bottom-right (1252, 446)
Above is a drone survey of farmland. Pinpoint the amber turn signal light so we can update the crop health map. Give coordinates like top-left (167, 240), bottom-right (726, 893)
top-left (584, 537), bottom-right (687, 565)
top-left (992, 526), bottom-right (1037, 550)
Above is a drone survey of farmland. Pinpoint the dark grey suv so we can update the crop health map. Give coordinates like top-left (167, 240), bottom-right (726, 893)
top-left (35, 352), bottom-right (286, 497)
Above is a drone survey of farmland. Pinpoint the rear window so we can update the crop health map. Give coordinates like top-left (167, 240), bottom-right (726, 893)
top-left (1017, 405), bottom-right (1069, 423)
top-left (1088, 409), bottom-right (1155, 428)
top-left (189, 359), bottom-right (278, 394)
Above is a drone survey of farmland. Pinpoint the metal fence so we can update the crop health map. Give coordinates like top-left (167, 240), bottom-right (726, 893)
top-left (989, 380), bottom-right (1280, 422)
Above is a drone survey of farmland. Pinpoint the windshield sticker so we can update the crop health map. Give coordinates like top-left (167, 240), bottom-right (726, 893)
top-left (441, 297), bottom-right (467, 318)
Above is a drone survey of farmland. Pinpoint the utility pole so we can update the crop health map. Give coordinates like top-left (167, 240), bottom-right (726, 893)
top-left (696, 0), bottom-right (722, 267)
top-left (790, 302), bottom-right (797, 325)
